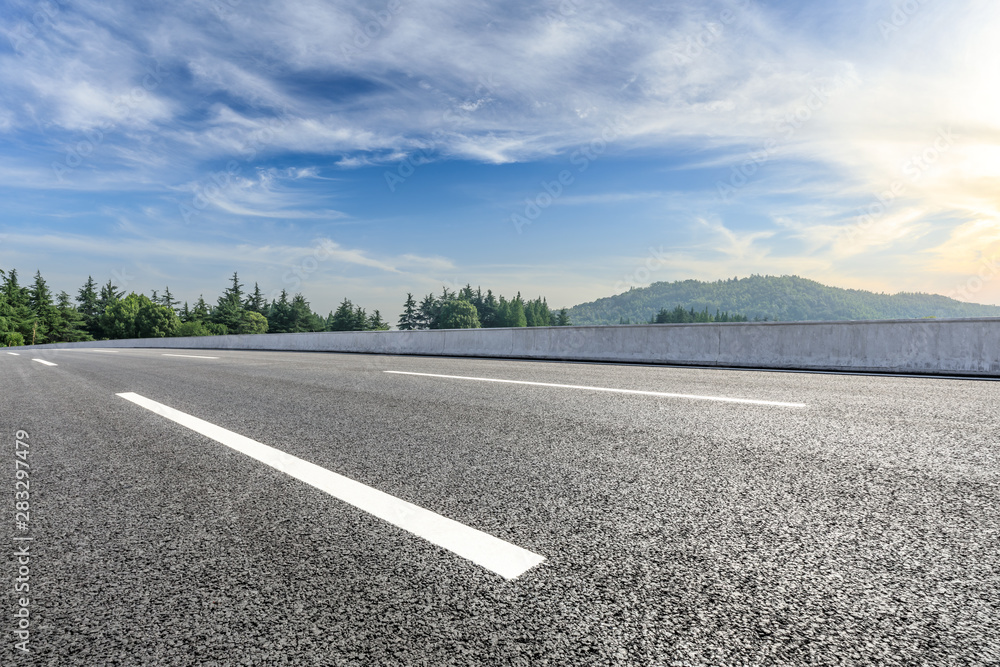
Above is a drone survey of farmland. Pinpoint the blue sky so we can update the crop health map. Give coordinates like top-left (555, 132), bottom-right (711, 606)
top-left (2, 0), bottom-right (999, 319)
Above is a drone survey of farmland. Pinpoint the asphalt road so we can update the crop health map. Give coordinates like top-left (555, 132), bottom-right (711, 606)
top-left (2, 348), bottom-right (999, 666)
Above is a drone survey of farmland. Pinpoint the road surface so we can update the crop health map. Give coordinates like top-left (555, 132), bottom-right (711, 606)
top-left (3, 348), bottom-right (998, 665)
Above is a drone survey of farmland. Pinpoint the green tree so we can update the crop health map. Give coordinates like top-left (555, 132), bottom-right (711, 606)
top-left (175, 320), bottom-right (216, 337)
top-left (232, 310), bottom-right (269, 334)
top-left (2, 269), bottom-right (34, 342)
top-left (76, 276), bottom-right (100, 334)
top-left (352, 305), bottom-right (367, 331)
top-left (212, 272), bottom-right (246, 333)
top-left (135, 298), bottom-right (179, 338)
top-left (191, 296), bottom-right (211, 321)
top-left (418, 293), bottom-right (438, 329)
top-left (51, 291), bottom-right (93, 342)
top-left (0, 268), bottom-right (26, 346)
top-left (99, 293), bottom-right (144, 340)
top-left (244, 282), bottom-right (266, 314)
top-left (478, 289), bottom-right (499, 327)
top-left (266, 290), bottom-right (292, 333)
top-left (508, 295), bottom-right (527, 327)
top-left (398, 292), bottom-right (418, 330)
top-left (367, 309), bottom-right (389, 331)
top-left (93, 279), bottom-right (125, 339)
top-left (436, 299), bottom-right (481, 329)
top-left (161, 286), bottom-right (178, 313)
top-left (556, 308), bottom-right (570, 326)
top-left (287, 293), bottom-right (323, 332)
top-left (328, 298), bottom-right (357, 331)
top-left (28, 271), bottom-right (59, 344)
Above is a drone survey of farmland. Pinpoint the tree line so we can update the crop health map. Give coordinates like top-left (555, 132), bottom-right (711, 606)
top-left (0, 268), bottom-right (391, 346)
top-left (396, 285), bottom-right (571, 330)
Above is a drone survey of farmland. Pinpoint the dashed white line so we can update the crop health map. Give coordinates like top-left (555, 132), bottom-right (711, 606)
top-left (384, 370), bottom-right (807, 407)
top-left (116, 392), bottom-right (545, 580)
top-left (31, 359), bottom-right (57, 366)
top-left (161, 354), bottom-right (219, 359)
top-left (7, 352), bottom-right (19, 356)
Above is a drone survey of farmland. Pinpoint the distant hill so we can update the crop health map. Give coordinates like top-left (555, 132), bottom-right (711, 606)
top-left (566, 275), bottom-right (1000, 325)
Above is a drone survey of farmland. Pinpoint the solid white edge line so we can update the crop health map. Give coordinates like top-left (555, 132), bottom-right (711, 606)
top-left (31, 358), bottom-right (57, 366)
top-left (116, 392), bottom-right (545, 580)
top-left (161, 354), bottom-right (220, 359)
top-left (384, 371), bottom-right (807, 408)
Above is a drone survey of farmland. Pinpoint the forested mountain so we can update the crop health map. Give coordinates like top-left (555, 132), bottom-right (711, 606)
top-left (567, 275), bottom-right (1000, 325)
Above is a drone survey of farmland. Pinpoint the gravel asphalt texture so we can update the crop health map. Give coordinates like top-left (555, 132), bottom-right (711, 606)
top-left (2, 348), bottom-right (999, 666)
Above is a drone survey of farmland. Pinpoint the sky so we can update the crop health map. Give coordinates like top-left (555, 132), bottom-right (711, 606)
top-left (2, 0), bottom-right (999, 320)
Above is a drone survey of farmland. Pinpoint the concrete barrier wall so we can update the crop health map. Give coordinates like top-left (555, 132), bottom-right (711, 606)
top-left (12, 318), bottom-right (1000, 376)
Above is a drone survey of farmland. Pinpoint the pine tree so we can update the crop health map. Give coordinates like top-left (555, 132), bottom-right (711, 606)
top-left (0, 268), bottom-right (27, 346)
top-left (28, 271), bottom-right (59, 344)
top-left (508, 295), bottom-right (527, 327)
top-left (329, 298), bottom-right (356, 331)
top-left (76, 276), bottom-right (100, 334)
top-left (212, 272), bottom-right (246, 333)
top-left (352, 305), bottom-right (367, 331)
top-left (288, 293), bottom-right (322, 332)
top-left (1, 269), bottom-right (33, 342)
top-left (266, 290), bottom-right (291, 333)
top-left (161, 286), bottom-right (178, 312)
top-left (97, 280), bottom-right (125, 313)
top-left (244, 282), bottom-right (266, 314)
top-left (479, 290), bottom-right (499, 327)
top-left (50, 291), bottom-right (94, 342)
top-left (418, 293), bottom-right (438, 329)
top-left (192, 295), bottom-right (210, 321)
top-left (397, 292), bottom-right (418, 330)
top-left (368, 310), bottom-right (389, 331)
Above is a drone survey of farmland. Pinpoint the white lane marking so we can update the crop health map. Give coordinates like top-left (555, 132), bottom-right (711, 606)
top-left (161, 354), bottom-right (219, 359)
top-left (32, 359), bottom-right (57, 366)
top-left (116, 392), bottom-right (545, 580)
top-left (7, 352), bottom-right (19, 356)
top-left (385, 371), bottom-right (807, 408)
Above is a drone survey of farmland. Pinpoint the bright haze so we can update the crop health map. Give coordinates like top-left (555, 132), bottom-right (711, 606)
top-left (2, 0), bottom-right (999, 316)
